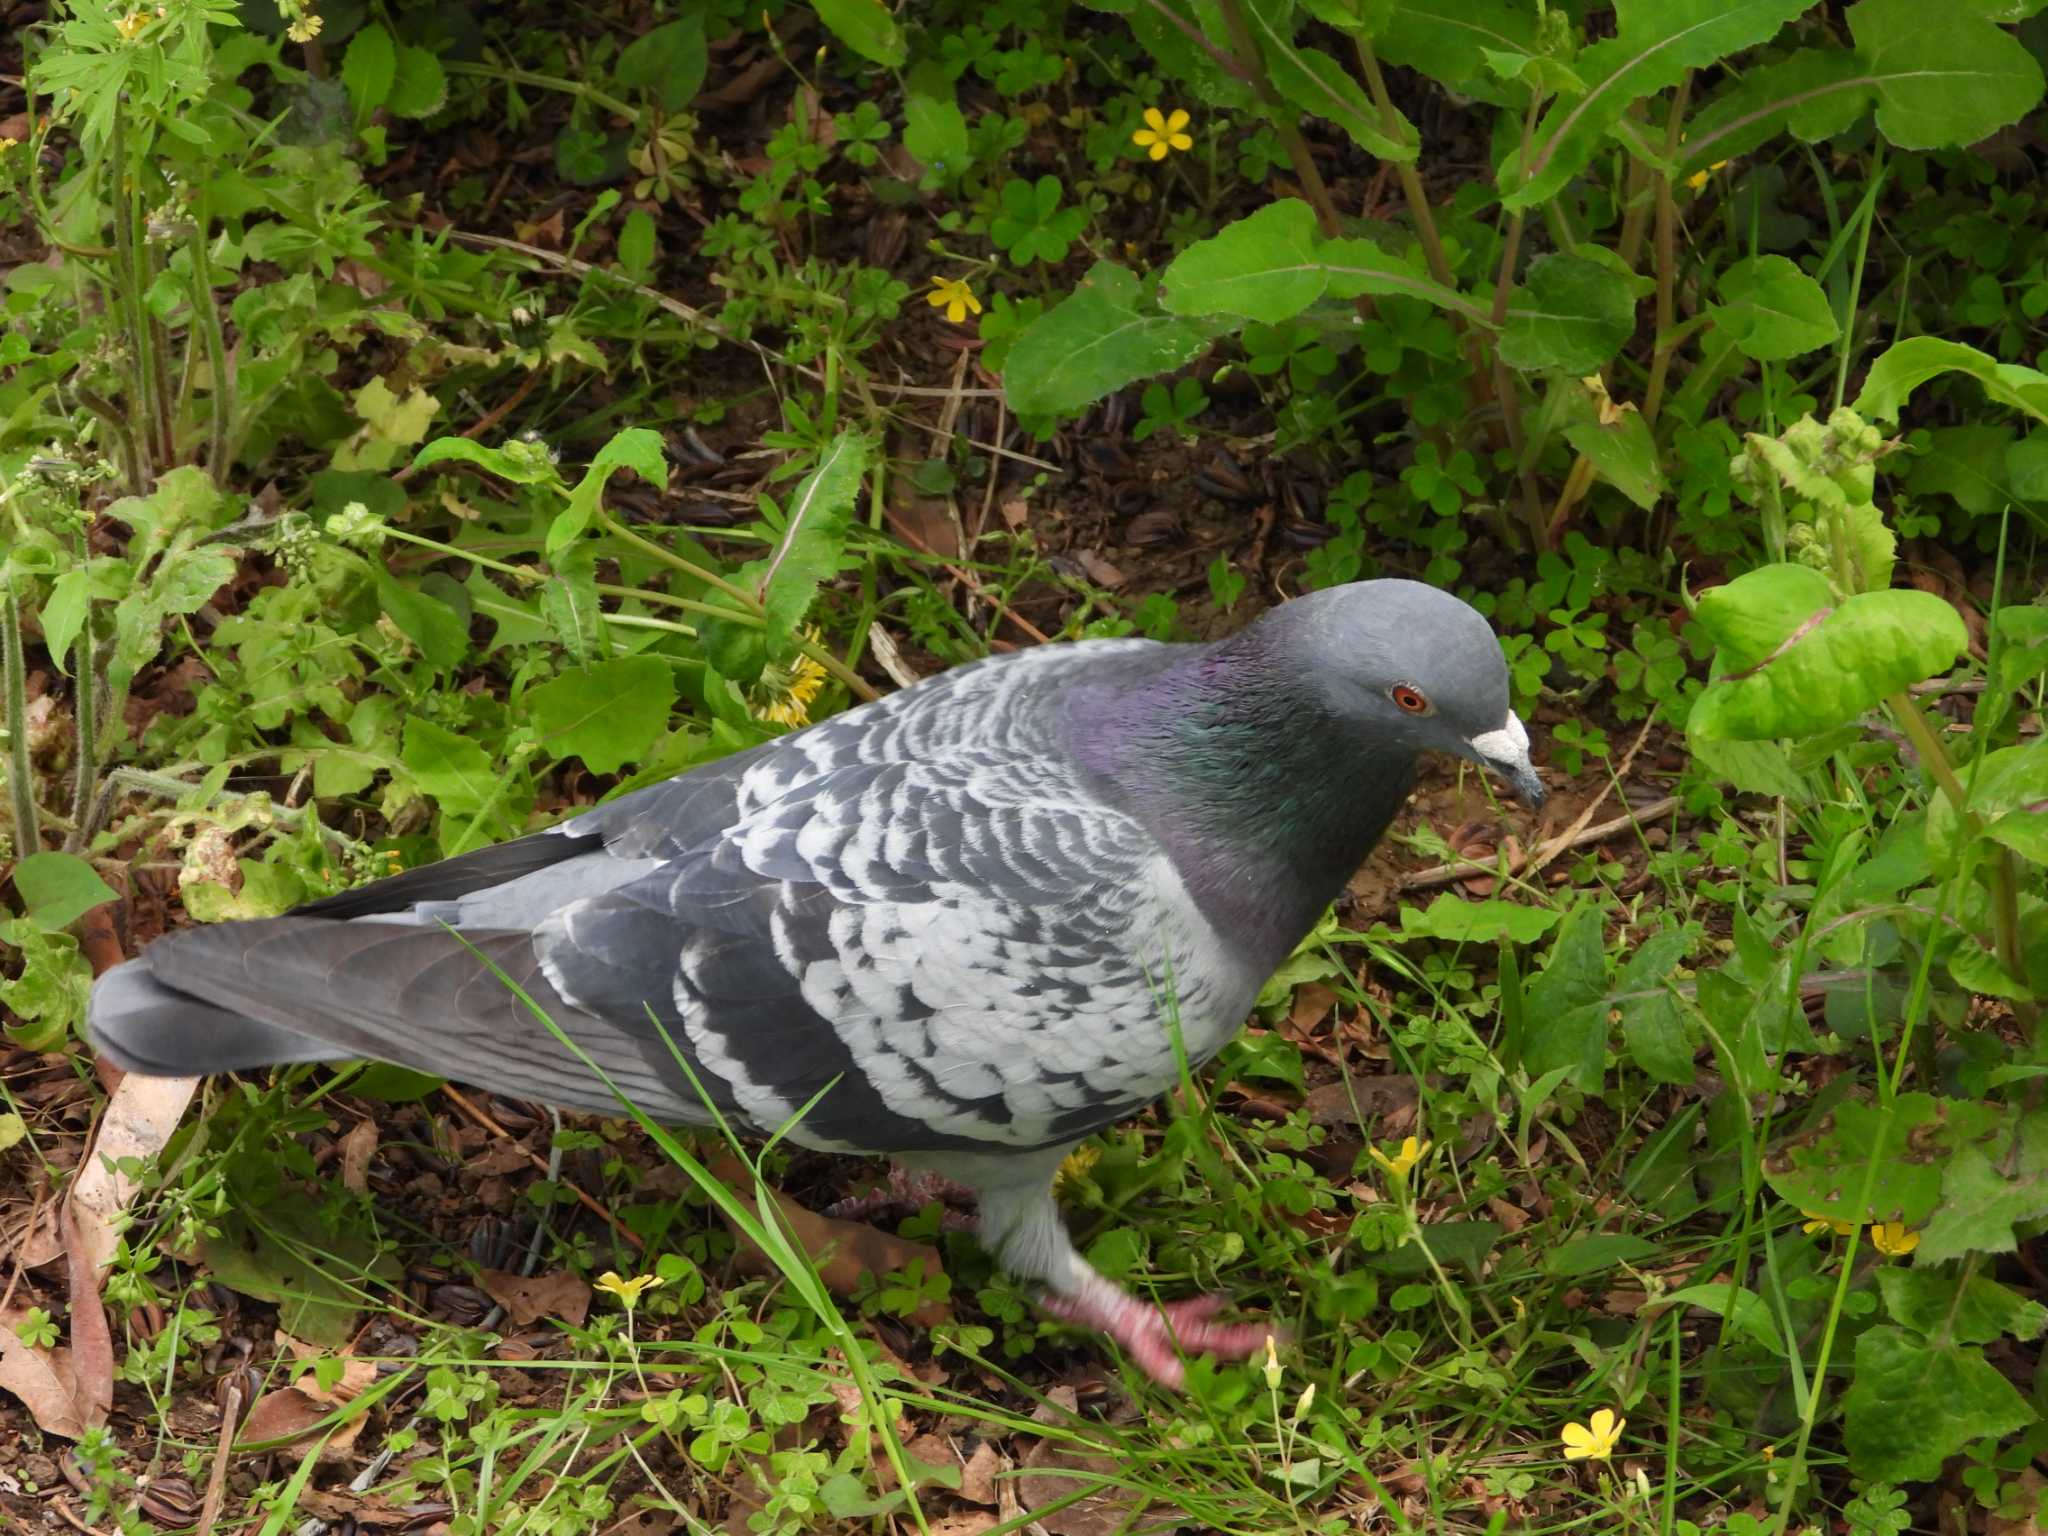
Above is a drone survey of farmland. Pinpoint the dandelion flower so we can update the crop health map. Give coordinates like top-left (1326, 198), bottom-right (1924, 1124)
top-left (1870, 1221), bottom-right (1919, 1258)
top-left (114, 9), bottom-right (151, 39)
top-left (1368, 1135), bottom-right (1430, 1179)
top-left (926, 275), bottom-right (982, 325)
top-left (1561, 1407), bottom-right (1624, 1462)
top-left (594, 1271), bottom-right (665, 1309)
top-left (1801, 1210), bottom-right (1854, 1237)
top-left (1132, 107), bottom-right (1194, 161)
top-left (750, 642), bottom-right (828, 729)
top-left (287, 11), bottom-right (324, 41)
top-left (1053, 1142), bottom-right (1101, 1198)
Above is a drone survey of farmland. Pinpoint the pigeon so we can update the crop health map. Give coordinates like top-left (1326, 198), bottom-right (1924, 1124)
top-left (90, 577), bottom-right (1540, 1386)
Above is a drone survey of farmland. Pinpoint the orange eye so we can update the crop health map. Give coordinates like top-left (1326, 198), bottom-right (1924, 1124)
top-left (1391, 684), bottom-right (1430, 714)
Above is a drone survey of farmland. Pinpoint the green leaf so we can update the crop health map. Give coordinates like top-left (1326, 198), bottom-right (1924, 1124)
top-left (748, 432), bottom-right (867, 651)
top-left (1762, 1092), bottom-right (2001, 1226)
top-left (1003, 262), bottom-right (1222, 418)
top-left (1855, 336), bottom-right (2048, 426)
top-left (903, 61), bottom-right (969, 175)
top-left (1559, 384), bottom-right (1664, 510)
top-left (1250, 12), bottom-right (1417, 162)
top-left (1501, 0), bottom-right (1819, 210)
top-left (1878, 1267), bottom-right (2048, 1345)
top-left (374, 571), bottom-right (468, 672)
top-left (1713, 255), bottom-right (1840, 361)
top-left (549, 427), bottom-right (671, 557)
top-left (0, 1114), bottom-right (24, 1153)
top-left (1499, 253), bottom-right (1636, 373)
top-left (1918, 1111), bottom-right (2048, 1263)
top-left (12, 852), bottom-right (116, 932)
top-left (810, 0), bottom-right (906, 67)
top-left (1693, 564), bottom-right (1834, 672)
top-left (1374, 0), bottom-right (1541, 102)
top-left (1842, 1326), bottom-right (2035, 1482)
top-left (39, 568), bottom-right (95, 673)
top-left (616, 16), bottom-right (708, 110)
top-left (341, 22), bottom-right (396, 115)
top-left (1616, 930), bottom-right (1697, 1084)
top-left (411, 436), bottom-right (563, 486)
top-left (1160, 200), bottom-right (1329, 324)
top-left (527, 657), bottom-right (678, 775)
top-left (1678, 48), bottom-right (1887, 172)
top-left (1395, 892), bottom-right (1560, 945)
top-left (1118, 0), bottom-right (1256, 109)
top-left (541, 543), bottom-right (602, 667)
top-left (402, 717), bottom-right (497, 818)
top-left (1662, 1283), bottom-right (1786, 1355)
top-left (387, 44), bottom-right (447, 119)
top-left (202, 1208), bottom-right (400, 1348)
top-left (1847, 0), bottom-right (2045, 150)
top-left (1320, 236), bottom-right (1485, 319)
top-left (617, 208), bottom-right (656, 283)
top-left (1926, 743), bottom-right (2048, 874)
top-left (1521, 905), bottom-right (1609, 1091)
top-left (1688, 735), bottom-right (1812, 800)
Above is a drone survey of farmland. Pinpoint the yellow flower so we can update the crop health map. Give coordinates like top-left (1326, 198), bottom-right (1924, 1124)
top-left (1870, 1221), bottom-right (1919, 1258)
top-left (287, 11), bottom-right (324, 41)
top-left (113, 9), bottom-right (151, 39)
top-left (1368, 1135), bottom-right (1430, 1179)
top-left (1561, 1407), bottom-right (1624, 1462)
top-left (1801, 1210), bottom-right (1854, 1237)
top-left (750, 642), bottom-right (828, 729)
top-left (594, 1271), bottom-right (665, 1309)
top-left (1053, 1142), bottom-right (1101, 1197)
top-left (925, 275), bottom-right (982, 325)
top-left (1132, 107), bottom-right (1194, 161)
top-left (1262, 1333), bottom-right (1282, 1390)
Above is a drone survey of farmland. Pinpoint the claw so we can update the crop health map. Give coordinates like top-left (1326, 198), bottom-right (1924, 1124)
top-left (1041, 1285), bottom-right (1270, 1389)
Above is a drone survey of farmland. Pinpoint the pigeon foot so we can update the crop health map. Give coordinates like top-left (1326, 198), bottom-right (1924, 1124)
top-left (824, 1164), bottom-right (978, 1231)
top-left (1040, 1286), bottom-right (1270, 1389)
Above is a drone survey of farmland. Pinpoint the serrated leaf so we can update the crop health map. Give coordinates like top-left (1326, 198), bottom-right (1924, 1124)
top-left (1714, 255), bottom-right (1840, 360)
top-left (1762, 1092), bottom-right (2001, 1226)
top-left (410, 436), bottom-right (562, 486)
top-left (1878, 1267), bottom-right (2048, 1346)
top-left (373, 571), bottom-right (468, 672)
top-left (1254, 18), bottom-right (1417, 162)
top-left (540, 542), bottom-right (602, 666)
top-left (811, 0), bottom-right (906, 67)
top-left (1121, 0), bottom-right (1256, 108)
top-left (1396, 892), bottom-right (1561, 944)
top-left (12, 853), bottom-right (117, 932)
top-left (341, 22), bottom-right (396, 115)
top-left (527, 657), bottom-right (677, 774)
top-left (1499, 252), bottom-right (1636, 372)
top-left (1522, 905), bottom-right (1609, 1091)
top-left (1918, 1112), bottom-right (2048, 1263)
top-left (401, 716), bottom-right (497, 818)
top-left (1848, 0), bottom-right (2044, 150)
top-left (1502, 0), bottom-right (1818, 209)
top-left (1003, 262), bottom-right (1222, 417)
top-left (748, 431), bottom-right (867, 651)
top-left (1842, 1326), bottom-right (2035, 1482)
top-left (1855, 335), bottom-right (2048, 427)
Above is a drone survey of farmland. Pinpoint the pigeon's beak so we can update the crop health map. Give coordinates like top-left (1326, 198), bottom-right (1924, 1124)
top-left (1468, 713), bottom-right (1545, 809)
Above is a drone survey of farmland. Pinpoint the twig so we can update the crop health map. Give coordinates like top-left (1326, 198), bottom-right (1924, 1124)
top-left (439, 1085), bottom-right (645, 1250)
top-left (196, 1378), bottom-right (240, 1536)
top-left (48, 1500), bottom-right (113, 1536)
top-left (1401, 796), bottom-right (1680, 893)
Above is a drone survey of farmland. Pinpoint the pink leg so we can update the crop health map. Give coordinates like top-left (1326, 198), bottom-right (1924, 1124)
top-left (824, 1164), bottom-right (978, 1231)
top-left (1040, 1283), bottom-right (1272, 1389)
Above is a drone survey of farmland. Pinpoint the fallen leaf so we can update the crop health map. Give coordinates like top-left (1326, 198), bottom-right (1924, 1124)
top-left (1989, 1466), bottom-right (2046, 1535)
top-left (1018, 1440), bottom-right (1185, 1536)
top-left (479, 1268), bottom-right (592, 1327)
top-left (238, 1385), bottom-right (365, 1459)
top-left (1302, 1073), bottom-right (1418, 1128)
top-left (1075, 550), bottom-right (1126, 589)
top-left (959, 1441), bottom-right (1005, 1506)
top-left (928, 1517), bottom-right (997, 1536)
top-left (1282, 982), bottom-right (1337, 1042)
top-left (296, 1357), bottom-right (378, 1408)
top-left (69, 1071), bottom-right (198, 1277)
top-left (60, 1204), bottom-right (113, 1433)
top-left (5, 1200), bottom-right (61, 1269)
top-left (0, 1306), bottom-right (87, 1439)
top-left (338, 1118), bottom-right (378, 1196)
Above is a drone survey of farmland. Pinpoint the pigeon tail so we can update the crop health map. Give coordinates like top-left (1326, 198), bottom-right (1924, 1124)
top-left (90, 960), bottom-right (344, 1076)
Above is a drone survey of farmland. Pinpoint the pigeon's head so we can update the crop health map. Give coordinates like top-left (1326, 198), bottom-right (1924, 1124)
top-left (1282, 579), bottom-right (1544, 808)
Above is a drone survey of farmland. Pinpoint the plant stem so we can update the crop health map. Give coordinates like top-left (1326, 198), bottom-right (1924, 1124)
top-left (74, 386), bottom-right (145, 496)
top-left (441, 61), bottom-right (639, 123)
top-left (2, 587), bottom-right (41, 854)
top-left (1641, 75), bottom-right (1692, 426)
top-left (108, 106), bottom-right (156, 485)
top-left (188, 205), bottom-right (231, 485)
top-left (595, 509), bottom-right (764, 613)
top-left (64, 628), bottom-right (104, 855)
top-left (1212, 0), bottom-right (1346, 239)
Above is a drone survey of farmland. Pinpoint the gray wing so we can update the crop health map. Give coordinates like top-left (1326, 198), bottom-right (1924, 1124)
top-left (94, 642), bottom-right (1218, 1152)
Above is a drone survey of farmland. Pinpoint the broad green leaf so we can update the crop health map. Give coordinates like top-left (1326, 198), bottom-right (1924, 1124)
top-left (1848, 0), bottom-right (2044, 150)
top-left (1761, 1092), bottom-right (2001, 1226)
top-left (1374, 0), bottom-right (1541, 102)
top-left (1498, 253), bottom-right (1636, 373)
top-left (1688, 736), bottom-right (1812, 801)
top-left (1522, 905), bottom-right (1609, 1091)
top-left (1905, 424), bottom-right (2020, 516)
top-left (1121, 0), bottom-right (1256, 109)
top-left (1713, 255), bottom-right (1840, 360)
top-left (810, 0), bottom-right (906, 67)
top-left (1560, 384), bottom-right (1663, 510)
top-left (411, 435), bottom-right (563, 486)
top-left (1693, 564), bottom-right (1834, 672)
top-left (0, 1114), bottom-right (23, 1153)
top-left (749, 431), bottom-right (868, 650)
top-left (1677, 48), bottom-right (1883, 171)
top-left (541, 542), bottom-right (603, 666)
top-left (549, 426), bottom-right (671, 556)
top-left (335, 377), bottom-right (439, 472)
top-left (341, 23), bottom-right (396, 115)
top-left (402, 716), bottom-right (498, 818)
top-left (527, 657), bottom-right (678, 774)
top-left (2006, 431), bottom-right (2048, 500)
top-left (1616, 930), bottom-right (1697, 1084)
top-left (1919, 1111), bottom-right (2048, 1263)
top-left (1003, 262), bottom-right (1222, 417)
top-left (1363, 1219), bottom-right (1501, 1276)
top-left (1662, 1283), bottom-right (1786, 1355)
top-left (387, 44), bottom-right (447, 119)
top-left (1500, 0), bottom-right (1818, 210)
top-left (1395, 892), bottom-right (1561, 944)
top-left (1841, 1326), bottom-right (2035, 1482)
top-left (1544, 1233), bottom-right (1663, 1277)
top-left (1320, 236), bottom-right (1484, 319)
top-left (1251, 13), bottom-right (1417, 162)
top-left (202, 1207), bottom-right (400, 1348)
top-left (1878, 1267), bottom-right (2048, 1346)
top-left (903, 61), bottom-right (969, 175)
top-left (617, 208), bottom-right (656, 282)
top-left (39, 567), bottom-right (95, 673)
top-left (1926, 743), bottom-right (2048, 873)
top-left (616, 16), bottom-right (708, 111)
top-left (1688, 578), bottom-right (1968, 742)
top-left (1161, 201), bottom-right (1328, 324)
top-left (374, 571), bottom-right (468, 672)
top-left (12, 852), bottom-right (117, 932)
top-left (1855, 336), bottom-right (2048, 427)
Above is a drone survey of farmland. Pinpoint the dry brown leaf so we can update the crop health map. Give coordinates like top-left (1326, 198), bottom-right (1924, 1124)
top-left (1302, 1073), bottom-right (1418, 1128)
top-left (1282, 982), bottom-right (1338, 1041)
top-left (479, 1268), bottom-right (592, 1327)
top-left (238, 1385), bottom-right (365, 1459)
top-left (69, 1070), bottom-right (198, 1276)
top-left (296, 1358), bottom-right (378, 1408)
top-left (61, 1203), bottom-right (113, 1432)
top-left (1018, 1441), bottom-right (1185, 1536)
top-left (1075, 550), bottom-right (1126, 589)
top-left (0, 1307), bottom-right (88, 1439)
top-left (958, 1441), bottom-right (1004, 1506)
top-left (597, 1510), bottom-right (675, 1536)
top-left (928, 1517), bottom-right (997, 1536)
top-left (338, 1118), bottom-right (378, 1196)
top-left (5, 1200), bottom-right (61, 1269)
top-left (1989, 1466), bottom-right (2046, 1535)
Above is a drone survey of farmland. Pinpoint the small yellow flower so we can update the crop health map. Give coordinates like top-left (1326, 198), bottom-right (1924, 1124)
top-left (113, 9), bottom-right (151, 39)
top-left (1561, 1407), bottom-right (1624, 1462)
top-left (925, 275), bottom-right (982, 325)
top-left (1801, 1210), bottom-right (1854, 1237)
top-left (594, 1271), bottom-right (665, 1309)
top-left (1293, 1383), bottom-right (1316, 1419)
top-left (1132, 107), bottom-right (1194, 161)
top-left (1368, 1135), bottom-right (1430, 1180)
top-left (750, 641), bottom-right (828, 729)
top-left (1870, 1221), bottom-right (1919, 1258)
top-left (287, 11), bottom-right (324, 41)
top-left (1262, 1333), bottom-right (1282, 1390)
top-left (1053, 1142), bottom-right (1101, 1197)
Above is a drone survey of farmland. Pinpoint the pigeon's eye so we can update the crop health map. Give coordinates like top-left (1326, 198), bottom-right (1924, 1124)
top-left (1390, 684), bottom-right (1431, 715)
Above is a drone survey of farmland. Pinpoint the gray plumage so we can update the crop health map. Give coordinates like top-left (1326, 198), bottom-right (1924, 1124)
top-left (90, 577), bottom-right (1540, 1385)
